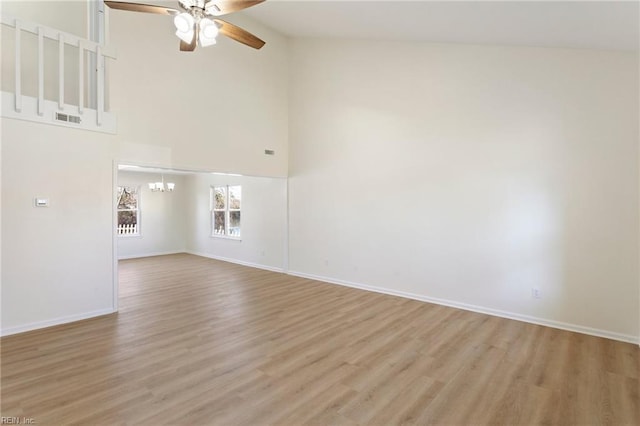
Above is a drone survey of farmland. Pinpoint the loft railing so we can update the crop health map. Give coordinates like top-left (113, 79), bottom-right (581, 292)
top-left (1, 15), bottom-right (117, 133)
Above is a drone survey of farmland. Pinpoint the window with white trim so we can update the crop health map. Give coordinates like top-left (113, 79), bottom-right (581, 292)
top-left (211, 185), bottom-right (241, 238)
top-left (117, 186), bottom-right (140, 236)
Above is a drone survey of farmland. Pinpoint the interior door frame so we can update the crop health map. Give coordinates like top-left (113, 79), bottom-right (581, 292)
top-left (112, 160), bottom-right (119, 312)
top-left (112, 160), bottom-right (290, 312)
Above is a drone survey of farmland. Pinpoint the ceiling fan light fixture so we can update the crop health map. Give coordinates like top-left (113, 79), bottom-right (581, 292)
top-left (176, 28), bottom-right (195, 43)
top-left (199, 35), bottom-right (217, 47)
top-left (105, 0), bottom-right (266, 51)
top-left (199, 18), bottom-right (219, 46)
top-left (174, 12), bottom-right (194, 32)
top-left (174, 12), bottom-right (196, 43)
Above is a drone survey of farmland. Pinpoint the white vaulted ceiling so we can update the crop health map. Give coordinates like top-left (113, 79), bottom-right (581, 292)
top-left (240, 0), bottom-right (639, 51)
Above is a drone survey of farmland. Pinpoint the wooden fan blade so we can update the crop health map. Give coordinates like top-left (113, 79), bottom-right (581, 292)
top-left (214, 19), bottom-right (265, 49)
top-left (205, 1), bottom-right (265, 16)
top-left (104, 1), bottom-right (179, 16)
top-left (179, 33), bottom-right (197, 52)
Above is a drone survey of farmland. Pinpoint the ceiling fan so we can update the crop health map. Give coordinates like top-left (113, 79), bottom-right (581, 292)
top-left (104, 0), bottom-right (266, 51)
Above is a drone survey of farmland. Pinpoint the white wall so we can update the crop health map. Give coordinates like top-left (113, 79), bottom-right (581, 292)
top-left (1, 1), bottom-right (87, 105)
top-left (108, 10), bottom-right (289, 177)
top-left (1, 3), bottom-right (290, 335)
top-left (1, 118), bottom-right (115, 334)
top-left (2, 3), bottom-right (638, 343)
top-left (0, 1), bottom-right (87, 35)
top-left (288, 39), bottom-right (639, 342)
top-left (1, 2), bottom-right (290, 177)
top-left (185, 173), bottom-right (287, 271)
top-left (117, 171), bottom-right (187, 259)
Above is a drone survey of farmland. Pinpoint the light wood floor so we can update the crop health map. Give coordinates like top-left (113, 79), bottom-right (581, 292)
top-left (2, 254), bottom-right (638, 425)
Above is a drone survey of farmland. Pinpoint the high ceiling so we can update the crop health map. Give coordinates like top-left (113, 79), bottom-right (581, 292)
top-left (241, 0), bottom-right (639, 51)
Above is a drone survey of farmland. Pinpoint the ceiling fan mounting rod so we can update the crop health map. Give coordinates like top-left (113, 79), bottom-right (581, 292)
top-left (180, 0), bottom-right (214, 13)
top-left (190, 7), bottom-right (205, 20)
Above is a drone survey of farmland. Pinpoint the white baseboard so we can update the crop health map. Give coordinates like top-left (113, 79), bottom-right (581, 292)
top-left (4, 262), bottom-right (634, 346)
top-left (287, 270), bottom-right (639, 345)
top-left (187, 251), bottom-right (284, 273)
top-left (1, 308), bottom-right (115, 337)
top-left (118, 250), bottom-right (184, 260)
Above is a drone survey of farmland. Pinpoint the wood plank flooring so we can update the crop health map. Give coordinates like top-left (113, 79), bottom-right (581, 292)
top-left (2, 253), bottom-right (638, 425)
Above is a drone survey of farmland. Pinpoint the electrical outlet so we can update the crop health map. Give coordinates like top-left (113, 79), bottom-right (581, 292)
top-left (531, 287), bottom-right (541, 299)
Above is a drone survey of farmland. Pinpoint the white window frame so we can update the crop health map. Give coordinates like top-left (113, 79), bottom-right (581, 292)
top-left (117, 185), bottom-right (141, 237)
top-left (211, 185), bottom-right (241, 240)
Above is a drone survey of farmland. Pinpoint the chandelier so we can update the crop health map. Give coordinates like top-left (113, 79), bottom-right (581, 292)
top-left (149, 175), bottom-right (175, 192)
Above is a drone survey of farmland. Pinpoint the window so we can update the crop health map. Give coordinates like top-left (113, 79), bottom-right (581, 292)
top-left (212, 185), bottom-right (241, 238)
top-left (117, 186), bottom-right (140, 236)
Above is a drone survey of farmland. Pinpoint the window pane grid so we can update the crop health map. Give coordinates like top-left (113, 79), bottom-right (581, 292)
top-left (117, 186), bottom-right (140, 236)
top-left (211, 185), bottom-right (241, 238)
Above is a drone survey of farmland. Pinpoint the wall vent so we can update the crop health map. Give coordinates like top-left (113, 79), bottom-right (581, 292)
top-left (55, 112), bottom-right (81, 124)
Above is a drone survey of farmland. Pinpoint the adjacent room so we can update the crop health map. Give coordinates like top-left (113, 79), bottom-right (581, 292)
top-left (1, 0), bottom-right (639, 424)
top-left (115, 165), bottom-right (287, 268)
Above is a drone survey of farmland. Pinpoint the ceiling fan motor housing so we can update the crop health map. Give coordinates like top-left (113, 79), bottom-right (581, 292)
top-left (179, 0), bottom-right (211, 12)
